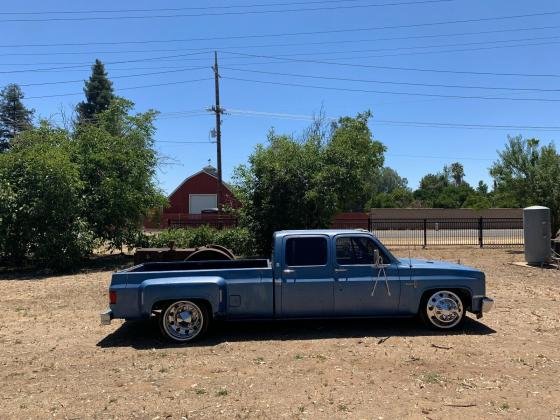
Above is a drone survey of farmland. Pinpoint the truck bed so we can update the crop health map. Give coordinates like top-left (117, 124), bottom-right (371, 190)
top-left (125, 259), bottom-right (270, 272)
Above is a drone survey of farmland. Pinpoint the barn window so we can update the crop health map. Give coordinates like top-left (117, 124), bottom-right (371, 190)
top-left (189, 194), bottom-right (217, 214)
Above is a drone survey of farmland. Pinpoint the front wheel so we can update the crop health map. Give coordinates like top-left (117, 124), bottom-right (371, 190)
top-left (420, 290), bottom-right (466, 330)
top-left (159, 300), bottom-right (209, 343)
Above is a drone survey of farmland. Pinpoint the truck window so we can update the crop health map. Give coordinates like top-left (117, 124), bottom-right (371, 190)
top-left (285, 237), bottom-right (328, 266)
top-left (336, 236), bottom-right (388, 265)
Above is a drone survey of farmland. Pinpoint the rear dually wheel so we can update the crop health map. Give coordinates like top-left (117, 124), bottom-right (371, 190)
top-left (159, 300), bottom-right (209, 343)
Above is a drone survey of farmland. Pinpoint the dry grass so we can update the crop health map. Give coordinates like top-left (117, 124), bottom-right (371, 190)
top-left (1, 247), bottom-right (559, 419)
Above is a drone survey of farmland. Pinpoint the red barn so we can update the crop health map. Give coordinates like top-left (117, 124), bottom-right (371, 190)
top-left (146, 165), bottom-right (240, 229)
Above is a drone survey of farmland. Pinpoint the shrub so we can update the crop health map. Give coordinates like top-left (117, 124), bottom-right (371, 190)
top-left (0, 128), bottom-right (95, 270)
top-left (142, 226), bottom-right (257, 257)
top-left (0, 98), bottom-right (165, 271)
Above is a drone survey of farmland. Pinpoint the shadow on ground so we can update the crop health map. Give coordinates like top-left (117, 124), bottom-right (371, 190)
top-left (97, 316), bottom-right (495, 350)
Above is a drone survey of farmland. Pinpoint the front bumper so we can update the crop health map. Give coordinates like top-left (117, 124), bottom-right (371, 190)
top-left (100, 308), bottom-right (113, 325)
top-left (473, 296), bottom-right (494, 319)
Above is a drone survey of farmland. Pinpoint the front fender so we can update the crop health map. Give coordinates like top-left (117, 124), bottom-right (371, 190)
top-left (399, 272), bottom-right (485, 315)
top-left (139, 276), bottom-right (227, 317)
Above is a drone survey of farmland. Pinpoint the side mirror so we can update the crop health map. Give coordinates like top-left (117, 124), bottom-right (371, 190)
top-left (373, 249), bottom-right (380, 267)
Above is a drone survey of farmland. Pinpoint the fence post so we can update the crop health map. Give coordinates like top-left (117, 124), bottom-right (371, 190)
top-left (478, 217), bottom-right (483, 248)
top-left (423, 219), bottom-right (427, 249)
top-left (368, 217), bottom-right (372, 232)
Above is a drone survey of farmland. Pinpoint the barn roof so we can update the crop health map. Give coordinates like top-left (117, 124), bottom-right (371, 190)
top-left (168, 166), bottom-right (233, 198)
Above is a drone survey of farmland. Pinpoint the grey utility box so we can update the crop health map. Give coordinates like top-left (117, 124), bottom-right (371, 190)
top-left (523, 206), bottom-right (551, 264)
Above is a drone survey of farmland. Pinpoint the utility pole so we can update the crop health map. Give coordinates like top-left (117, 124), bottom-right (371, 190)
top-left (211, 51), bottom-right (224, 214)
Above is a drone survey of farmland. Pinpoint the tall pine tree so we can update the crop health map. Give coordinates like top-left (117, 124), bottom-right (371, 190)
top-left (76, 59), bottom-right (114, 124)
top-left (0, 84), bottom-right (34, 151)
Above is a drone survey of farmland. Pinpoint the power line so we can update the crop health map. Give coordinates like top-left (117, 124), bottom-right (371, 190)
top-left (330, 39), bottom-right (560, 60)
top-left (222, 67), bottom-right (560, 92)
top-left (0, 59), bottom-right (298, 74)
top-left (3, 33), bottom-right (559, 74)
top-left (0, 52), bottom-right (209, 74)
top-left (386, 153), bottom-right (494, 161)
top-left (2, 23), bottom-right (559, 50)
top-left (221, 51), bottom-right (560, 79)
top-left (5, 34), bottom-right (560, 85)
top-left (156, 114), bottom-right (213, 120)
top-left (25, 78), bottom-right (213, 99)
top-left (156, 140), bottom-right (216, 144)
top-left (0, 0), bottom-right (454, 23)
top-left (226, 108), bottom-right (560, 131)
top-left (17, 67), bottom-right (208, 87)
top-left (222, 76), bottom-right (560, 102)
top-left (0, 39), bottom-right (554, 76)
top-left (4, 32), bottom-right (560, 57)
top-left (253, 34), bottom-right (560, 58)
top-left (373, 121), bottom-right (560, 132)
top-left (0, 0), bottom-right (440, 15)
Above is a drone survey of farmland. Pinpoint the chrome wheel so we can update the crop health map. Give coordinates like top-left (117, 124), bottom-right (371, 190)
top-left (161, 301), bottom-right (205, 342)
top-left (425, 291), bottom-right (464, 329)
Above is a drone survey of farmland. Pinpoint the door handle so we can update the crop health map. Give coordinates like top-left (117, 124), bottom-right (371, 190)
top-left (334, 268), bottom-right (347, 273)
top-left (283, 269), bottom-right (295, 274)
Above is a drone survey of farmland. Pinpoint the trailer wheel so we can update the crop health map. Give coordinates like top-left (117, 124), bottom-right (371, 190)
top-left (159, 300), bottom-right (208, 343)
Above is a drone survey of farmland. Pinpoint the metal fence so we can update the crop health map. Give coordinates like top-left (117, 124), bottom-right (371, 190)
top-left (369, 217), bottom-right (523, 247)
top-left (167, 214), bottom-right (524, 247)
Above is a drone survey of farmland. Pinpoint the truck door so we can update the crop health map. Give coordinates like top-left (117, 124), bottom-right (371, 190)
top-left (333, 235), bottom-right (401, 316)
top-left (280, 235), bottom-right (334, 317)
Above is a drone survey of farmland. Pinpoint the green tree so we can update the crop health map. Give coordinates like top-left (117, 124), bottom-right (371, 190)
top-left (234, 130), bottom-right (338, 255)
top-left (73, 98), bottom-right (166, 249)
top-left (413, 172), bottom-right (449, 206)
top-left (476, 180), bottom-right (489, 195)
top-left (324, 111), bottom-right (386, 211)
top-left (0, 124), bottom-right (94, 269)
top-left (369, 187), bottom-right (414, 208)
top-left (414, 164), bottom-right (475, 208)
top-left (234, 112), bottom-right (387, 253)
top-left (450, 162), bottom-right (465, 186)
top-left (367, 167), bottom-right (412, 208)
top-left (0, 84), bottom-right (34, 151)
top-left (490, 135), bottom-right (560, 230)
top-left (462, 193), bottom-right (491, 209)
top-left (76, 59), bottom-right (115, 125)
top-left (375, 167), bottom-right (408, 194)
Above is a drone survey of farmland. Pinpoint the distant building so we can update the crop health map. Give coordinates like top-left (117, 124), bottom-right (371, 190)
top-left (145, 165), bottom-right (239, 229)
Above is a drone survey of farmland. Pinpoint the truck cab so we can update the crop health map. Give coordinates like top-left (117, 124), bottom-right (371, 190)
top-left (272, 230), bottom-right (401, 318)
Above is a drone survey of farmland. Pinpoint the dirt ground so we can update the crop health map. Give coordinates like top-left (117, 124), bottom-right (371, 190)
top-left (1, 247), bottom-right (559, 419)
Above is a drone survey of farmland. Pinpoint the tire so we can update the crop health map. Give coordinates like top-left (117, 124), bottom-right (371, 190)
top-left (420, 290), bottom-right (466, 330)
top-left (159, 300), bottom-right (209, 343)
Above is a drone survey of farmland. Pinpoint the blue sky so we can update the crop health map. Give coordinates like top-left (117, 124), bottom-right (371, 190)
top-left (1, 0), bottom-right (559, 194)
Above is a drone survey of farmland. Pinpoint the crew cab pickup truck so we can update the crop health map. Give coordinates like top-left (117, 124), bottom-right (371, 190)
top-left (100, 230), bottom-right (494, 343)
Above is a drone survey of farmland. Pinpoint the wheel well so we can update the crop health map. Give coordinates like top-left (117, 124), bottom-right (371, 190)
top-left (419, 288), bottom-right (472, 312)
top-left (152, 298), bottom-right (213, 318)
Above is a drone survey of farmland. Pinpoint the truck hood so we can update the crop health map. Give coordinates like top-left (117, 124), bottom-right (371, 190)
top-left (399, 258), bottom-right (484, 279)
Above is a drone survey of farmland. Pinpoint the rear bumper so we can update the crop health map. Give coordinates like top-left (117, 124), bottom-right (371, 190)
top-left (472, 296), bottom-right (494, 319)
top-left (100, 308), bottom-right (113, 325)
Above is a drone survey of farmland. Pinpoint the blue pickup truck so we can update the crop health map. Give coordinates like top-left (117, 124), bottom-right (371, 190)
top-left (100, 230), bottom-right (493, 343)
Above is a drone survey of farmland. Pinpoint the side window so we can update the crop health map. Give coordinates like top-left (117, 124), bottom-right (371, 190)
top-left (336, 236), bottom-right (388, 265)
top-left (285, 237), bottom-right (328, 266)
top-left (352, 237), bottom-right (378, 264)
top-left (335, 237), bottom-right (354, 265)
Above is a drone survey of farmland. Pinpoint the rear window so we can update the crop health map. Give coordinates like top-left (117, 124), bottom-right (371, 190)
top-left (285, 237), bottom-right (328, 266)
